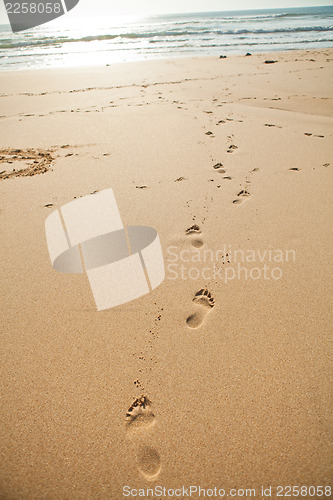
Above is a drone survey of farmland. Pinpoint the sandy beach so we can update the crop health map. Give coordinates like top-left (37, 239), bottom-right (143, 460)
top-left (0, 49), bottom-right (332, 499)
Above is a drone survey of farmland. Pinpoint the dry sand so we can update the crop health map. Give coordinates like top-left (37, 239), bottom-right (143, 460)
top-left (0, 49), bottom-right (332, 499)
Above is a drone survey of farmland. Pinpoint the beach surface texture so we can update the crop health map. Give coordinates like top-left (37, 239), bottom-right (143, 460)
top-left (0, 49), bottom-right (332, 498)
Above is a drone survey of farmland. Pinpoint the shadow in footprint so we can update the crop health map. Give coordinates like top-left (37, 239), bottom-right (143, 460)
top-left (126, 396), bottom-right (156, 435)
top-left (137, 445), bottom-right (162, 481)
top-left (233, 189), bottom-right (250, 205)
top-left (186, 289), bottom-right (215, 329)
top-left (227, 144), bottom-right (238, 153)
top-left (186, 225), bottom-right (203, 248)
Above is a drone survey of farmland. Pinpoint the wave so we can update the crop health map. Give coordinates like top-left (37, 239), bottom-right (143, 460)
top-left (1, 25), bottom-right (332, 50)
top-left (272, 11), bottom-right (333, 19)
top-left (215, 26), bottom-right (333, 35)
top-left (4, 36), bottom-right (332, 61)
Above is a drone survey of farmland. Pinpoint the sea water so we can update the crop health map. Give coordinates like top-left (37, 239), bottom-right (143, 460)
top-left (0, 5), bottom-right (332, 71)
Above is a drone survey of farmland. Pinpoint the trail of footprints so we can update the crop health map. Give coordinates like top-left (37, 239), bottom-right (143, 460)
top-left (126, 242), bottom-right (215, 481)
top-left (127, 117), bottom-right (328, 467)
top-left (126, 303), bottom-right (163, 481)
top-left (204, 116), bottom-right (326, 204)
top-left (124, 113), bottom-right (327, 479)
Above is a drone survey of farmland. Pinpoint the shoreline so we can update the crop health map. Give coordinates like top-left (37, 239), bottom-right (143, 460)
top-left (1, 45), bottom-right (333, 74)
top-left (0, 47), bottom-right (331, 90)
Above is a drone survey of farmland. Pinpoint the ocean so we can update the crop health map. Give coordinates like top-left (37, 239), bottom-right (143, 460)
top-left (0, 5), bottom-right (332, 71)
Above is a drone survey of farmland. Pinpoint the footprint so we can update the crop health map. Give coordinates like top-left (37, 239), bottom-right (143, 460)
top-left (126, 395), bottom-right (156, 435)
top-left (137, 445), bottom-right (161, 481)
top-left (233, 189), bottom-right (250, 205)
top-left (126, 396), bottom-right (161, 481)
top-left (186, 289), bottom-right (215, 329)
top-left (227, 144), bottom-right (238, 153)
top-left (186, 225), bottom-right (203, 248)
top-left (213, 163), bottom-right (231, 179)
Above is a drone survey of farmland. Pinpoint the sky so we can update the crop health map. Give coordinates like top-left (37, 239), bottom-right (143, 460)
top-left (0, 0), bottom-right (332, 24)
